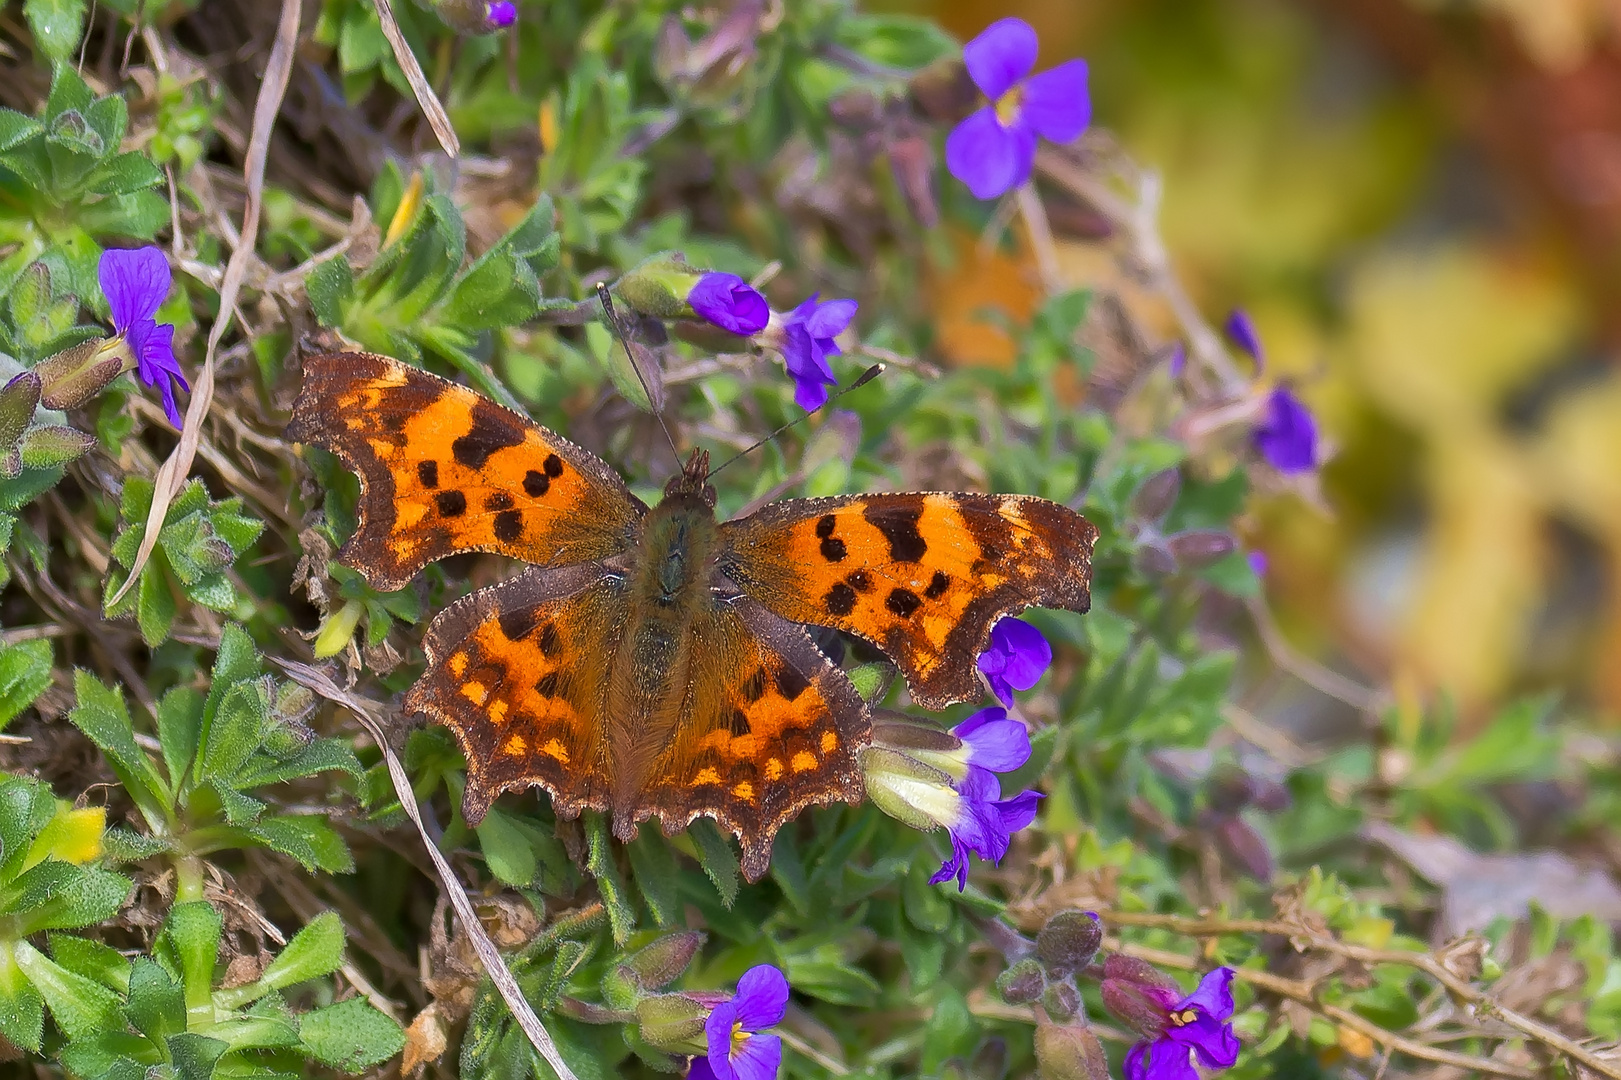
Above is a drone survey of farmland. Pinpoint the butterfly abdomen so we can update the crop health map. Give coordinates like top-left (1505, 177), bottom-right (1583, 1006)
top-left (605, 492), bottom-right (725, 831)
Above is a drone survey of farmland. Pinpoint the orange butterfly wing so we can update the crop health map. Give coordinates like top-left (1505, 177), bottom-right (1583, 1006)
top-left (721, 493), bottom-right (1097, 708)
top-left (287, 351), bottom-right (643, 591)
top-left (406, 567), bottom-right (866, 882)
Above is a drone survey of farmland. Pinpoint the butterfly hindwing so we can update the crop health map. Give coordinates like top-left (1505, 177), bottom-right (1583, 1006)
top-left (631, 598), bottom-right (868, 882)
top-left (288, 351), bottom-right (645, 591)
top-left (721, 492), bottom-right (1097, 708)
top-left (405, 564), bottom-right (619, 823)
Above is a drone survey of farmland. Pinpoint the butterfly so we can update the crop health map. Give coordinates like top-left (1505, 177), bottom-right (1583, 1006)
top-left (287, 351), bottom-right (1097, 881)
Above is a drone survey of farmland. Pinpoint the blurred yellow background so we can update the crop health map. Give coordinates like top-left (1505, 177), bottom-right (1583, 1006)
top-left (898, 0), bottom-right (1621, 720)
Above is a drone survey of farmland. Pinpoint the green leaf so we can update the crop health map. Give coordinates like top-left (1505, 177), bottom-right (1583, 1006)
top-left (12, 939), bottom-right (122, 1040)
top-left (24, 0), bottom-right (87, 65)
top-left (135, 551), bottom-right (177, 647)
top-left (626, 826), bottom-right (681, 928)
top-left (297, 996), bottom-right (405, 1073)
top-left (158, 902), bottom-right (220, 1012)
top-left (14, 866), bottom-right (130, 934)
top-left (248, 814), bottom-right (354, 873)
top-left (235, 911), bottom-right (344, 1004)
top-left (307, 256), bottom-right (355, 326)
top-left (0, 638), bottom-right (52, 730)
top-left (166, 1031), bottom-right (228, 1080)
top-left (155, 686), bottom-right (203, 792)
top-left (197, 680), bottom-right (269, 786)
top-left (584, 812), bottom-right (635, 945)
top-left (687, 819), bottom-right (738, 909)
top-left (48, 934), bottom-right (131, 993)
top-left (66, 671), bottom-right (171, 827)
top-left (89, 151), bottom-right (163, 195)
top-left (475, 806), bottom-right (536, 888)
top-left (125, 957), bottom-right (185, 1043)
top-left (0, 950), bottom-right (44, 1052)
top-left (233, 735), bottom-right (363, 789)
top-left (0, 109), bottom-right (41, 154)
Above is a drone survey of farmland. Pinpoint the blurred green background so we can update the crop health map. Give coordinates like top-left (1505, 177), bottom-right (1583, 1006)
top-left (889, 0), bottom-right (1621, 724)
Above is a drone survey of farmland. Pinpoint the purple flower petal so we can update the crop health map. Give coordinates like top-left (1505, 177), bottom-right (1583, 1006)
top-left (1166, 1012), bottom-right (1240, 1070)
top-left (929, 834), bottom-right (972, 891)
top-left (952, 708), bottom-right (1030, 774)
top-left (1129, 1041), bottom-right (1200, 1080)
top-left (704, 1000), bottom-right (739, 1080)
top-left (945, 107), bottom-right (1036, 200)
top-left (99, 247), bottom-right (170, 331)
top-left (731, 965), bottom-right (789, 1031)
top-left (1019, 59), bottom-right (1091, 143)
top-left (1179, 967), bottom-right (1236, 1023)
top-left (690, 272), bottom-right (770, 336)
top-left (1252, 387), bottom-right (1317, 473)
top-left (729, 1032), bottom-right (782, 1080)
top-left (963, 17), bottom-right (1038, 100)
top-left (994, 789), bottom-right (1043, 836)
top-left (803, 297), bottom-right (857, 342)
top-left (783, 326), bottom-right (835, 411)
top-left (976, 617), bottom-right (1051, 706)
top-left (1223, 309), bottom-right (1263, 367)
top-left (688, 1058), bottom-right (721, 1080)
top-left (485, 1), bottom-right (516, 29)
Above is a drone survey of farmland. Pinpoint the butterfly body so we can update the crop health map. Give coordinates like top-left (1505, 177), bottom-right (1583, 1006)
top-left (289, 351), bottom-right (1099, 880)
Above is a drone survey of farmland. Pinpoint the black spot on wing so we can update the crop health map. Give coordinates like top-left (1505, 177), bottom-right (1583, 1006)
top-left (885, 588), bottom-right (921, 618)
top-left (535, 671), bottom-right (561, 698)
top-left (435, 490), bottom-right (467, 517)
top-left (925, 571), bottom-right (950, 599)
top-left (497, 605), bottom-right (541, 642)
top-left (846, 569), bottom-right (873, 593)
top-left (417, 460), bottom-right (438, 488)
top-left (523, 470), bottom-right (550, 498)
top-left (543, 453), bottom-right (564, 478)
top-left (493, 509), bottom-right (524, 543)
top-left (815, 514), bottom-right (836, 539)
top-left (774, 664), bottom-right (810, 702)
top-left (537, 623), bottom-right (561, 658)
top-left (864, 498), bottom-right (928, 562)
top-left (824, 582), bottom-right (857, 616)
top-left (452, 403), bottom-right (526, 470)
top-left (820, 537), bottom-right (847, 562)
top-left (486, 492), bottom-right (514, 511)
top-left (729, 709), bottom-right (751, 736)
top-left (741, 668), bottom-right (766, 703)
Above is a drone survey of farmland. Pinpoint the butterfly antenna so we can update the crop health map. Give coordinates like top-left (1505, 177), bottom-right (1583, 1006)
top-left (709, 363), bottom-right (884, 479)
top-left (596, 282), bottom-right (682, 467)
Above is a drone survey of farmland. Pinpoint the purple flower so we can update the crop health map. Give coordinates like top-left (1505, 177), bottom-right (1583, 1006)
top-left (1223, 309), bottom-right (1263, 369)
top-left (687, 964), bottom-right (788, 1080)
top-left (977, 617), bottom-right (1051, 706)
top-left (485, 1), bottom-right (516, 28)
top-left (1252, 387), bottom-right (1317, 474)
top-left (928, 766), bottom-right (1043, 891)
top-left (99, 246), bottom-right (188, 427)
top-left (688, 272), bottom-right (770, 336)
top-left (945, 18), bottom-right (1091, 200)
top-left (1102, 961), bottom-right (1240, 1080)
top-left (1247, 551), bottom-right (1267, 577)
top-left (774, 293), bottom-right (857, 411)
top-left (953, 707), bottom-right (1031, 776)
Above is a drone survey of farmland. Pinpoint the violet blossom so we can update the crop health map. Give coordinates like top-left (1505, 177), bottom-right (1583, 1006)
top-left (688, 272), bottom-right (770, 336)
top-left (99, 246), bottom-right (188, 427)
top-left (766, 293), bottom-right (857, 411)
top-left (484, 1), bottom-right (516, 28)
top-left (945, 18), bottom-right (1091, 200)
top-left (1102, 957), bottom-right (1241, 1080)
top-left (1222, 308), bottom-right (1264, 369)
top-left (1252, 387), bottom-right (1317, 474)
top-left (686, 964), bottom-right (789, 1080)
top-left (977, 616), bottom-right (1051, 706)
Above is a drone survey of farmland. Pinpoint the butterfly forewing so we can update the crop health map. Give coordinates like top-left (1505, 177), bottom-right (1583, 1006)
top-left (721, 492), bottom-right (1097, 709)
top-left (288, 351), bottom-right (644, 591)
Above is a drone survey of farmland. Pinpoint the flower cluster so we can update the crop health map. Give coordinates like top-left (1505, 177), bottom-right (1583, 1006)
top-left (99, 246), bottom-right (188, 427)
top-left (1221, 308), bottom-right (1320, 475)
top-left (687, 964), bottom-right (788, 1080)
top-left (945, 18), bottom-right (1091, 200)
top-left (686, 272), bottom-right (858, 411)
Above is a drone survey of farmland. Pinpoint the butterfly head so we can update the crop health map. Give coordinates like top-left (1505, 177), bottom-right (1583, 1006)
top-left (664, 447), bottom-right (717, 508)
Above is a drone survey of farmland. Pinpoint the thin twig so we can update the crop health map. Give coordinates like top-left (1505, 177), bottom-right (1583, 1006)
top-left (372, 0), bottom-right (460, 159)
top-left (1245, 597), bottom-right (1390, 715)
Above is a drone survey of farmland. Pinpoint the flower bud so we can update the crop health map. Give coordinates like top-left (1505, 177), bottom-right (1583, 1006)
top-left (623, 931), bottom-right (705, 991)
top-left (1040, 979), bottom-right (1081, 1022)
top-left (633, 992), bottom-right (711, 1054)
top-left (612, 253), bottom-right (704, 321)
top-left (996, 958), bottom-right (1045, 1004)
top-left (17, 425), bottom-right (94, 471)
top-left (1099, 955), bottom-right (1181, 1040)
top-left (1134, 540), bottom-right (1177, 576)
top-left (859, 745), bottom-right (958, 834)
top-left (1166, 530), bottom-right (1236, 567)
top-left (1036, 911), bottom-right (1101, 975)
top-left (312, 598), bottom-right (364, 660)
top-left (601, 964), bottom-right (642, 1011)
top-left (1034, 1021), bottom-right (1110, 1080)
top-left (1133, 468), bottom-right (1180, 521)
top-left (33, 337), bottom-right (128, 410)
top-left (424, 0), bottom-right (515, 35)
